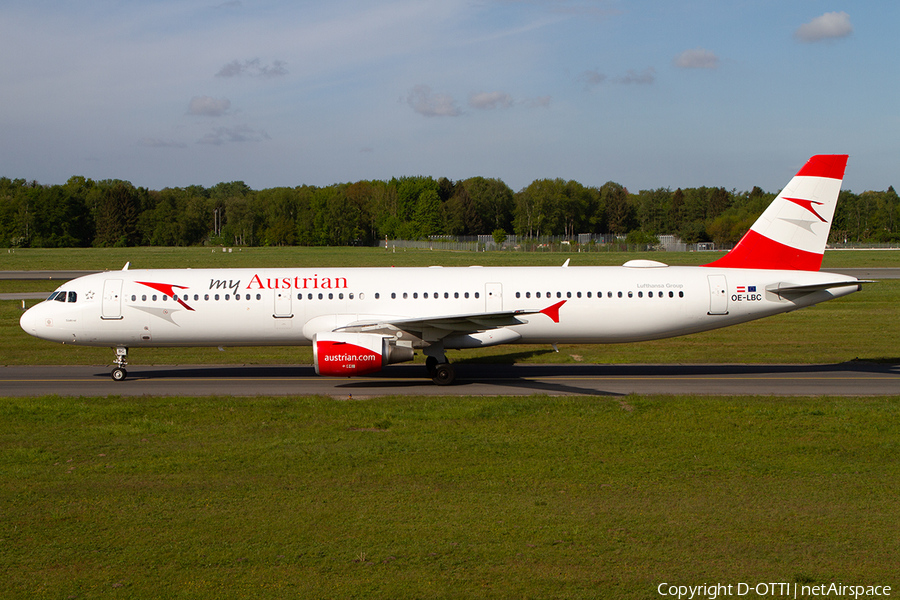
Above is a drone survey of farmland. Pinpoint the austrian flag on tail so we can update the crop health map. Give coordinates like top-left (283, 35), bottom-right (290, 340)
top-left (704, 155), bottom-right (848, 271)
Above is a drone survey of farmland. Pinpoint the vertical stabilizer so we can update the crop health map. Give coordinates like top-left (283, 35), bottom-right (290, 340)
top-left (704, 154), bottom-right (848, 271)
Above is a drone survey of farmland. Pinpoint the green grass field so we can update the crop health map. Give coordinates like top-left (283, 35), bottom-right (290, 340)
top-left (2, 245), bottom-right (900, 271)
top-left (2, 247), bottom-right (898, 598)
top-left (2, 394), bottom-right (898, 599)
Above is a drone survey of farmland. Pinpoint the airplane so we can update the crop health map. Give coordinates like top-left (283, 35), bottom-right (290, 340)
top-left (20, 155), bottom-right (866, 385)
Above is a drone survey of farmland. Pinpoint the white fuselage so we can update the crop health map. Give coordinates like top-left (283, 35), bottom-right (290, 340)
top-left (20, 263), bottom-right (860, 349)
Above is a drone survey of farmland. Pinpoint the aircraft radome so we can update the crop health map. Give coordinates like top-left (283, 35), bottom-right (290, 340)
top-left (20, 155), bottom-right (866, 385)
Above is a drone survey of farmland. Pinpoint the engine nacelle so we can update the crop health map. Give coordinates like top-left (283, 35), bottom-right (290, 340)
top-left (313, 332), bottom-right (415, 377)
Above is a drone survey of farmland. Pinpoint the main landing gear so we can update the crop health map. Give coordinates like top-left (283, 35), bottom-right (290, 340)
top-left (111, 346), bottom-right (128, 381)
top-left (425, 354), bottom-right (455, 386)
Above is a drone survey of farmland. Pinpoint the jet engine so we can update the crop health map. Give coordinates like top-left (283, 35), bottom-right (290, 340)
top-left (313, 332), bottom-right (415, 376)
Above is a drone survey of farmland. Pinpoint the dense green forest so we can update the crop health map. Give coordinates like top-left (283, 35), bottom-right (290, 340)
top-left (1, 174), bottom-right (897, 248)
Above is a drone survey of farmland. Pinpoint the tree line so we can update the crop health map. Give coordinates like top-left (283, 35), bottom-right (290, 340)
top-left (1, 174), bottom-right (897, 248)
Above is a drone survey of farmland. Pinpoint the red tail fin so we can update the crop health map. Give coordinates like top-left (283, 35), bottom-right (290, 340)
top-left (704, 155), bottom-right (847, 271)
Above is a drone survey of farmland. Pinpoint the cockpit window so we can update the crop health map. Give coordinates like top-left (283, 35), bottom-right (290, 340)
top-left (55, 292), bottom-right (67, 303)
top-left (47, 292), bottom-right (59, 301)
top-left (67, 291), bottom-right (77, 303)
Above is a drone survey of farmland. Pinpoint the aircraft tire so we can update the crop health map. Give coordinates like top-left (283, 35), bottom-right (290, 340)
top-left (111, 367), bottom-right (127, 382)
top-left (432, 363), bottom-right (455, 386)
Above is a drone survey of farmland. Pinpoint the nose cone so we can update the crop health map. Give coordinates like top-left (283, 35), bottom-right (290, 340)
top-left (20, 305), bottom-right (38, 337)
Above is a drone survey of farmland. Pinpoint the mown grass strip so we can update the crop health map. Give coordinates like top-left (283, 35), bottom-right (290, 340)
top-left (1, 394), bottom-right (898, 599)
top-left (2, 245), bottom-right (899, 271)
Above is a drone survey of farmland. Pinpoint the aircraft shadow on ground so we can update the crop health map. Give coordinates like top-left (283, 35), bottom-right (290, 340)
top-left (100, 360), bottom-right (900, 396)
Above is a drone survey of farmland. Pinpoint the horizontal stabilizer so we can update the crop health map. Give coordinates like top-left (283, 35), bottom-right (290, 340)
top-left (766, 280), bottom-right (871, 296)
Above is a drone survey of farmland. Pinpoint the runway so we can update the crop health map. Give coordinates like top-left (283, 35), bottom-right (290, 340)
top-left (2, 362), bottom-right (899, 397)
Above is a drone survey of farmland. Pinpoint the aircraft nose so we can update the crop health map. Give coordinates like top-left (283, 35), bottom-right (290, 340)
top-left (20, 305), bottom-right (38, 336)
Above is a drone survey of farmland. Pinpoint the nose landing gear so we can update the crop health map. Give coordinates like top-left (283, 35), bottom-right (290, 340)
top-left (111, 346), bottom-right (128, 381)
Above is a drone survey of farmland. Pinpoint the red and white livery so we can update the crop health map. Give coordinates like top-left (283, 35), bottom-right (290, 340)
top-left (20, 155), bottom-right (865, 384)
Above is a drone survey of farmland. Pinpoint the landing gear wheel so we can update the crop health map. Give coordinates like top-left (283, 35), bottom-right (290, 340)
top-left (432, 363), bottom-right (455, 386)
top-left (111, 367), bottom-right (127, 382)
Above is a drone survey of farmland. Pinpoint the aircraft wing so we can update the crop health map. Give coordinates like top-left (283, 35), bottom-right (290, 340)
top-left (334, 300), bottom-right (566, 339)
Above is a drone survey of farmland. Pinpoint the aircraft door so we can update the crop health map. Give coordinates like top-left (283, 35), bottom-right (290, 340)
top-left (485, 282), bottom-right (502, 312)
top-left (274, 289), bottom-right (293, 318)
top-left (707, 275), bottom-right (728, 315)
top-left (101, 279), bottom-right (123, 320)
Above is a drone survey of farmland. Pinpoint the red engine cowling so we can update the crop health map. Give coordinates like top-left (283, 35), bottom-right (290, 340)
top-left (313, 332), bottom-right (414, 377)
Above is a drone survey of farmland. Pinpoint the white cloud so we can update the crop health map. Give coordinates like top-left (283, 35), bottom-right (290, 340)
top-left (674, 48), bottom-right (719, 69)
top-left (794, 11), bottom-right (852, 42)
top-left (580, 69), bottom-right (606, 88)
top-left (216, 58), bottom-right (288, 78)
top-left (524, 95), bottom-right (551, 108)
top-left (469, 91), bottom-right (514, 110)
top-left (198, 125), bottom-right (271, 145)
top-left (613, 67), bottom-right (655, 85)
top-left (188, 96), bottom-right (231, 117)
top-left (407, 85), bottom-right (462, 117)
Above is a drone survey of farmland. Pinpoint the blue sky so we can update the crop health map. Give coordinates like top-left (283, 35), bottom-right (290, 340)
top-left (1, 1), bottom-right (896, 194)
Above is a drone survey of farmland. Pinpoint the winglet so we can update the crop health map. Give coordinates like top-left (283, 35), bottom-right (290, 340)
top-left (704, 155), bottom-right (848, 271)
top-left (540, 300), bottom-right (566, 323)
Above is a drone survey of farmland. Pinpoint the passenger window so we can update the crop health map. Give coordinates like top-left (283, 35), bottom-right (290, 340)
top-left (143, 295), bottom-right (147, 301)
top-left (617, 292), bottom-right (622, 298)
top-left (576, 292), bottom-right (581, 298)
top-left (557, 292), bottom-right (562, 298)
top-left (403, 293), bottom-right (408, 299)
top-left (257, 294), bottom-right (261, 300)
top-left (204, 294), bottom-right (209, 300)
top-left (297, 293), bottom-right (303, 300)
top-left (454, 292), bottom-right (459, 299)
top-left (413, 293), bottom-right (418, 299)
top-left (349, 293), bottom-right (354, 300)
top-left (444, 292), bottom-right (449, 299)
top-left (153, 295), bottom-right (159, 301)
top-left (536, 292), bottom-right (541, 298)
top-left (475, 292), bottom-right (480, 298)
top-left (567, 292), bottom-right (572, 298)
top-left (516, 292), bottom-right (521, 298)
top-left (423, 293), bottom-right (428, 299)
top-left (131, 295), bottom-right (136, 302)
top-left (638, 292), bottom-right (643, 298)
top-left (526, 292), bottom-right (531, 298)
top-left (214, 294), bottom-right (219, 301)
top-left (391, 292), bottom-right (396, 299)
top-left (628, 291), bottom-right (633, 298)
top-left (338, 293), bottom-right (343, 300)
top-left (679, 291), bottom-right (684, 298)
top-left (464, 292), bottom-right (469, 299)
